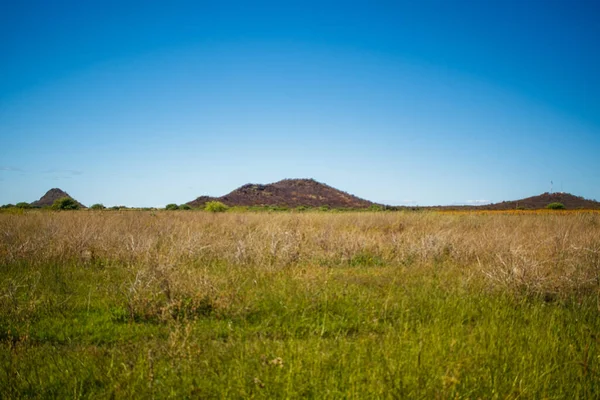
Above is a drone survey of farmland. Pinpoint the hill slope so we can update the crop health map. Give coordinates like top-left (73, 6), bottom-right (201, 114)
top-left (484, 192), bottom-right (600, 210)
top-left (31, 188), bottom-right (86, 208)
top-left (187, 179), bottom-right (375, 208)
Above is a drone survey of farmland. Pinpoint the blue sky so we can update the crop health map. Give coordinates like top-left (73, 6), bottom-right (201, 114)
top-left (1, 0), bottom-right (599, 207)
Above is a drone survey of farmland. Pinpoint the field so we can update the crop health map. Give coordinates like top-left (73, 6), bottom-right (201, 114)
top-left (1, 210), bottom-right (599, 398)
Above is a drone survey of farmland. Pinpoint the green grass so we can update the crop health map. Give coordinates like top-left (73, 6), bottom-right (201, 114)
top-left (1, 211), bottom-right (599, 398)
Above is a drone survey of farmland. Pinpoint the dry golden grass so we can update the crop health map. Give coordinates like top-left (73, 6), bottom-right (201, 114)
top-left (2, 210), bottom-right (599, 301)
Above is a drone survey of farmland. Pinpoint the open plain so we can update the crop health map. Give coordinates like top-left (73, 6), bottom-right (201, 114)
top-left (1, 209), bottom-right (599, 398)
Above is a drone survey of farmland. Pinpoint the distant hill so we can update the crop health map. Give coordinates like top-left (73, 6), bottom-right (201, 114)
top-left (483, 192), bottom-right (600, 210)
top-left (31, 188), bottom-right (86, 208)
top-left (397, 192), bottom-right (600, 212)
top-left (187, 179), bottom-right (375, 209)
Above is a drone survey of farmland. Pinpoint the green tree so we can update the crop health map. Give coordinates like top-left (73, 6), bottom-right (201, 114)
top-left (16, 202), bottom-right (31, 209)
top-left (90, 203), bottom-right (105, 210)
top-left (546, 202), bottom-right (566, 210)
top-left (52, 197), bottom-right (80, 210)
top-left (204, 201), bottom-right (228, 213)
top-left (165, 203), bottom-right (179, 210)
top-left (179, 204), bottom-right (191, 210)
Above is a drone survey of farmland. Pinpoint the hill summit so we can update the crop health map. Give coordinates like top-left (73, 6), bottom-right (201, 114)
top-left (31, 188), bottom-right (86, 208)
top-left (187, 178), bottom-right (375, 209)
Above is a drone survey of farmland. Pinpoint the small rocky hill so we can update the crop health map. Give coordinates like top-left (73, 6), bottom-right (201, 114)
top-left (485, 192), bottom-right (600, 210)
top-left (31, 188), bottom-right (86, 208)
top-left (187, 179), bottom-right (375, 208)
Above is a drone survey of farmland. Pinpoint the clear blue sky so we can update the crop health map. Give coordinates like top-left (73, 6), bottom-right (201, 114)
top-left (1, 0), bottom-right (599, 207)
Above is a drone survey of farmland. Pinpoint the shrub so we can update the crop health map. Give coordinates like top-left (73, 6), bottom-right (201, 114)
top-left (51, 197), bottom-right (80, 210)
top-left (204, 201), bottom-right (228, 213)
top-left (165, 204), bottom-right (179, 211)
top-left (16, 202), bottom-right (31, 209)
top-left (547, 202), bottom-right (566, 210)
top-left (267, 205), bottom-right (288, 212)
top-left (90, 203), bottom-right (105, 210)
top-left (369, 204), bottom-right (384, 212)
top-left (179, 204), bottom-right (191, 210)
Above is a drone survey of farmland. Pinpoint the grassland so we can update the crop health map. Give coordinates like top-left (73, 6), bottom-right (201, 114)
top-left (1, 210), bottom-right (599, 398)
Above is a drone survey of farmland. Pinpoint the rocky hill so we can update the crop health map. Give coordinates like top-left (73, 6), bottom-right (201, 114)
top-left (483, 192), bottom-right (600, 210)
top-left (187, 179), bottom-right (375, 208)
top-left (31, 188), bottom-right (86, 208)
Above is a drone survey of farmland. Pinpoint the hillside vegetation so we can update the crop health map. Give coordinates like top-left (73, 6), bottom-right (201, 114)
top-left (9, 183), bottom-right (600, 211)
top-left (1, 211), bottom-right (599, 398)
top-left (30, 188), bottom-right (86, 209)
top-left (485, 192), bottom-right (600, 210)
top-left (187, 178), bottom-right (375, 209)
